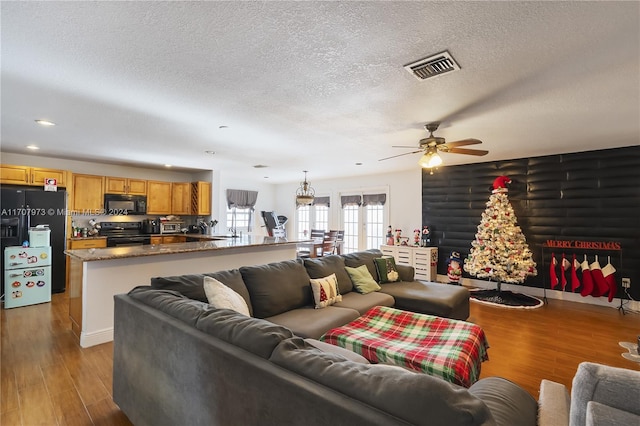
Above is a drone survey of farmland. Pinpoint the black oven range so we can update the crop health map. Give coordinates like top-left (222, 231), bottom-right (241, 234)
top-left (99, 222), bottom-right (151, 247)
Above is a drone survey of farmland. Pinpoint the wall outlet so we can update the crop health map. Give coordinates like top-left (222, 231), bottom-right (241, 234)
top-left (622, 278), bottom-right (631, 288)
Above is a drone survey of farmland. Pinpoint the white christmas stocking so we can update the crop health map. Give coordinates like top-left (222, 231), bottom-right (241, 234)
top-left (602, 259), bottom-right (617, 303)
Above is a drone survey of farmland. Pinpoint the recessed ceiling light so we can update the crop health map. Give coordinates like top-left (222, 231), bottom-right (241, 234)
top-left (253, 164), bottom-right (268, 168)
top-left (219, 125), bottom-right (228, 129)
top-left (164, 164), bottom-right (172, 168)
top-left (263, 176), bottom-right (269, 179)
top-left (355, 162), bottom-right (363, 166)
top-left (26, 145), bottom-right (40, 150)
top-left (205, 150), bottom-right (216, 155)
top-left (35, 119), bottom-right (56, 126)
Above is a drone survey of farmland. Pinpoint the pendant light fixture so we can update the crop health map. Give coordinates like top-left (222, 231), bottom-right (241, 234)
top-left (295, 170), bottom-right (315, 205)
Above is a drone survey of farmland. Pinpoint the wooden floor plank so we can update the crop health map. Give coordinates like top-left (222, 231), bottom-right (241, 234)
top-left (18, 381), bottom-right (58, 425)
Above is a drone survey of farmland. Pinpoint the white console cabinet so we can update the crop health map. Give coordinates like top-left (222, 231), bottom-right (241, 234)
top-left (380, 245), bottom-right (438, 282)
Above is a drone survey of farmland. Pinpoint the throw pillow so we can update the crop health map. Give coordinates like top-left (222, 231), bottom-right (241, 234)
top-left (345, 265), bottom-right (381, 294)
top-left (374, 256), bottom-right (400, 283)
top-left (309, 273), bottom-right (342, 309)
top-left (203, 276), bottom-right (251, 316)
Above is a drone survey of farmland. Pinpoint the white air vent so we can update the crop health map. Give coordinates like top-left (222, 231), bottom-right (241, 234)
top-left (404, 50), bottom-right (460, 80)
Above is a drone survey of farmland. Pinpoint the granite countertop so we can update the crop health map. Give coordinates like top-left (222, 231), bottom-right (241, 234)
top-left (64, 235), bottom-right (305, 261)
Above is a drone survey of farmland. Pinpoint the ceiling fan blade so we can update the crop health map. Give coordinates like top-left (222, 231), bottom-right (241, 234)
top-left (379, 149), bottom-right (423, 161)
top-left (441, 138), bottom-right (483, 148)
top-left (392, 145), bottom-right (421, 148)
top-left (443, 147), bottom-right (489, 156)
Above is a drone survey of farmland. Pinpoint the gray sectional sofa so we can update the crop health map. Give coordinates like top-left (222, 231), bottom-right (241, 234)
top-left (113, 250), bottom-right (539, 425)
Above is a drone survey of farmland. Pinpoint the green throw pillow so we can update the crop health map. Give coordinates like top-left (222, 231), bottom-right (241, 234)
top-left (374, 257), bottom-right (400, 283)
top-left (345, 265), bottom-right (381, 294)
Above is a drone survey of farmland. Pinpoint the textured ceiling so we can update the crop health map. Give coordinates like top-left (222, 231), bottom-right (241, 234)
top-left (1, 2), bottom-right (638, 183)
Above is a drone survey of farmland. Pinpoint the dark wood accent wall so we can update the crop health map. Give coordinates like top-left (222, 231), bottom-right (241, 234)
top-left (422, 146), bottom-right (640, 300)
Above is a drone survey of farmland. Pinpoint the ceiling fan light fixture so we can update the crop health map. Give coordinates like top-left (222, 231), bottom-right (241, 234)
top-left (295, 170), bottom-right (315, 205)
top-left (418, 151), bottom-right (442, 169)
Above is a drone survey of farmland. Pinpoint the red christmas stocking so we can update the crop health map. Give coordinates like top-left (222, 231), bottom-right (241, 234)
top-left (602, 259), bottom-right (617, 302)
top-left (560, 253), bottom-right (570, 290)
top-left (580, 256), bottom-right (594, 297)
top-left (570, 254), bottom-right (581, 291)
top-left (549, 253), bottom-right (559, 289)
top-left (590, 256), bottom-right (608, 297)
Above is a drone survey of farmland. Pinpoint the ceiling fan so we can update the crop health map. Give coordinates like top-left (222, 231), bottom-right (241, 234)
top-left (379, 122), bottom-right (488, 171)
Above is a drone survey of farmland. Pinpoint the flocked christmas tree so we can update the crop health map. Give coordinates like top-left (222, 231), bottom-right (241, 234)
top-left (464, 176), bottom-right (537, 291)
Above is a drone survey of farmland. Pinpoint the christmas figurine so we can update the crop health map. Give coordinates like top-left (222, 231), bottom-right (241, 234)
top-left (421, 225), bottom-right (431, 247)
top-left (386, 226), bottom-right (395, 246)
top-left (394, 229), bottom-right (402, 245)
top-left (447, 251), bottom-right (463, 284)
top-left (413, 229), bottom-right (421, 246)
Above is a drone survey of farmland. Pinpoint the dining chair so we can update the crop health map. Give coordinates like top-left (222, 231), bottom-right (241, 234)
top-left (319, 236), bottom-right (337, 257)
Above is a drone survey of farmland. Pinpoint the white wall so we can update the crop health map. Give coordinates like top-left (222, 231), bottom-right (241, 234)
top-left (273, 168), bottom-right (422, 239)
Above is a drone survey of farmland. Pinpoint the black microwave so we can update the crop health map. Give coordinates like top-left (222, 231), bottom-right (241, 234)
top-left (104, 194), bottom-right (147, 215)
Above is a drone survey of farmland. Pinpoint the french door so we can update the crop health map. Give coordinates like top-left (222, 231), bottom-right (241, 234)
top-left (341, 193), bottom-right (387, 253)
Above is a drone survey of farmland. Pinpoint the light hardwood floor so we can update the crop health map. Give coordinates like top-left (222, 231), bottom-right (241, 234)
top-left (1, 291), bottom-right (639, 425)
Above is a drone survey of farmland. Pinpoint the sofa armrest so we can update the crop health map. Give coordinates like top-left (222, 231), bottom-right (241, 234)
top-left (570, 362), bottom-right (640, 426)
top-left (538, 379), bottom-right (570, 426)
top-left (395, 264), bottom-right (415, 282)
top-left (468, 377), bottom-right (538, 426)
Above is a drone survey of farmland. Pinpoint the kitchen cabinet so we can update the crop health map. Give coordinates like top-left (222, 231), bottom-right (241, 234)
top-left (0, 164), bottom-right (68, 187)
top-left (69, 238), bottom-right (107, 249)
top-left (150, 235), bottom-right (186, 244)
top-left (380, 245), bottom-right (438, 282)
top-left (66, 238), bottom-right (107, 310)
top-left (171, 183), bottom-right (192, 215)
top-left (71, 174), bottom-right (104, 212)
top-left (104, 177), bottom-right (147, 195)
top-left (191, 181), bottom-right (212, 216)
top-left (161, 235), bottom-right (186, 244)
top-left (147, 181), bottom-right (172, 215)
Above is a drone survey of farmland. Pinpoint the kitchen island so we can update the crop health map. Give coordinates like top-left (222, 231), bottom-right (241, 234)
top-left (65, 235), bottom-right (303, 347)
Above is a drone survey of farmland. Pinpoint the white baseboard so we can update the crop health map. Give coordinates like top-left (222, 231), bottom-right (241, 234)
top-left (437, 275), bottom-right (640, 313)
top-left (80, 328), bottom-right (114, 348)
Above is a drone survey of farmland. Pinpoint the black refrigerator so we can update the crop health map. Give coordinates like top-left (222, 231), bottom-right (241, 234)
top-left (1, 186), bottom-right (67, 294)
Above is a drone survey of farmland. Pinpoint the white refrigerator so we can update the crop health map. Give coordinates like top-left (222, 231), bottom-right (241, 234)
top-left (4, 246), bottom-right (52, 309)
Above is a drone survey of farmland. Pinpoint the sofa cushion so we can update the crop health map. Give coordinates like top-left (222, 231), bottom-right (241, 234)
top-left (203, 276), bottom-right (250, 316)
top-left (270, 337), bottom-right (495, 426)
top-left (333, 291), bottom-right (394, 315)
top-left (341, 249), bottom-right (382, 282)
top-left (240, 259), bottom-right (312, 318)
top-left (304, 338), bottom-right (369, 364)
top-left (304, 255), bottom-right (354, 294)
top-left (374, 256), bottom-right (400, 283)
top-left (345, 265), bottom-right (381, 294)
top-left (309, 273), bottom-right (342, 309)
top-left (195, 307), bottom-right (294, 359)
top-left (379, 280), bottom-right (470, 320)
top-left (586, 401), bottom-right (640, 426)
top-left (266, 306), bottom-right (360, 339)
top-left (150, 269), bottom-right (253, 316)
top-left (468, 377), bottom-right (537, 426)
top-left (127, 286), bottom-right (211, 326)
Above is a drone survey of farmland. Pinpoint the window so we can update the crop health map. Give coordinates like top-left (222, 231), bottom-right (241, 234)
top-left (296, 205), bottom-right (310, 239)
top-left (340, 192), bottom-right (387, 254)
top-left (226, 207), bottom-right (252, 233)
top-left (296, 196), bottom-right (330, 239)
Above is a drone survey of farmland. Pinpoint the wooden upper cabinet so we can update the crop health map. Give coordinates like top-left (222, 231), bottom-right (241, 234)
top-left (147, 181), bottom-right (172, 215)
top-left (72, 174), bottom-right (104, 212)
top-left (104, 177), bottom-right (147, 195)
top-left (1, 164), bottom-right (68, 187)
top-left (171, 183), bottom-right (191, 215)
top-left (191, 181), bottom-right (212, 216)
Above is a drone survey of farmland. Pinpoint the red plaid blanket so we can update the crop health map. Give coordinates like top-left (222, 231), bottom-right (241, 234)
top-left (320, 306), bottom-right (489, 387)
